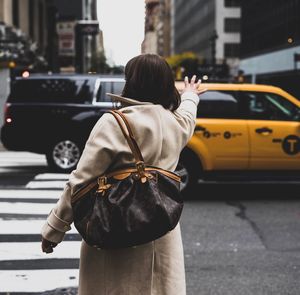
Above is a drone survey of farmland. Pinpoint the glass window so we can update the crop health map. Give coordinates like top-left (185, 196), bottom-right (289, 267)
top-left (197, 91), bottom-right (242, 119)
top-left (112, 82), bottom-right (125, 95)
top-left (224, 43), bottom-right (240, 58)
top-left (96, 81), bottom-right (111, 102)
top-left (241, 91), bottom-right (300, 121)
top-left (224, 0), bottom-right (240, 7)
top-left (224, 18), bottom-right (240, 33)
top-left (9, 78), bottom-right (95, 103)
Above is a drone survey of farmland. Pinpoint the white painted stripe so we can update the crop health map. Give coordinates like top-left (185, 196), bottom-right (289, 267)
top-left (0, 241), bottom-right (80, 261)
top-left (0, 189), bottom-right (61, 199)
top-left (0, 269), bottom-right (78, 292)
top-left (0, 202), bottom-right (54, 215)
top-left (0, 220), bottom-right (77, 234)
top-left (26, 181), bottom-right (67, 189)
top-left (34, 173), bottom-right (69, 180)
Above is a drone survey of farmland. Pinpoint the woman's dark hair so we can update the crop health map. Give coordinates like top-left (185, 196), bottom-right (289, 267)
top-left (122, 54), bottom-right (181, 111)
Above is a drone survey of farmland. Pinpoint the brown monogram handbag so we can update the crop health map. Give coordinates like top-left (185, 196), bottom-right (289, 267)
top-left (71, 110), bottom-right (183, 249)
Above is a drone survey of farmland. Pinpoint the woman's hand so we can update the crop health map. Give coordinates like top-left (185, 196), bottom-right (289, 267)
top-left (41, 237), bottom-right (57, 254)
top-left (182, 75), bottom-right (207, 95)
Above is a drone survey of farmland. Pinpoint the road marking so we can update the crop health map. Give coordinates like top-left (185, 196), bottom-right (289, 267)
top-left (0, 269), bottom-right (78, 293)
top-left (0, 189), bottom-right (60, 199)
top-left (34, 173), bottom-right (69, 180)
top-left (0, 202), bottom-right (55, 215)
top-left (26, 181), bottom-right (66, 189)
top-left (0, 220), bottom-right (77, 234)
top-left (0, 241), bottom-right (80, 261)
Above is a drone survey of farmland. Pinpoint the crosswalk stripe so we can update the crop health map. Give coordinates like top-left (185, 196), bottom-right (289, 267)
top-left (26, 181), bottom-right (66, 189)
top-left (0, 269), bottom-right (79, 293)
top-left (0, 241), bottom-right (80, 261)
top-left (0, 220), bottom-right (77, 234)
top-left (0, 163), bottom-right (81, 292)
top-left (0, 189), bottom-right (60, 199)
top-left (0, 202), bottom-right (56, 215)
top-left (33, 173), bottom-right (69, 180)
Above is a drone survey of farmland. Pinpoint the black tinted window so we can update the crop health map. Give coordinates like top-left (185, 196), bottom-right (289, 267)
top-left (240, 91), bottom-right (300, 121)
top-left (112, 82), bottom-right (125, 95)
top-left (197, 91), bottom-right (241, 119)
top-left (9, 78), bottom-right (95, 103)
top-left (96, 81), bottom-right (125, 102)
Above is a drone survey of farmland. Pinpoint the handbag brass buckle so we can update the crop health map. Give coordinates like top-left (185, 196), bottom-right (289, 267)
top-left (97, 176), bottom-right (111, 196)
top-left (136, 161), bottom-right (148, 183)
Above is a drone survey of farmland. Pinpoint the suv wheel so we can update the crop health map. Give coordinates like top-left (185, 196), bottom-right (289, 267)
top-left (46, 139), bottom-right (82, 173)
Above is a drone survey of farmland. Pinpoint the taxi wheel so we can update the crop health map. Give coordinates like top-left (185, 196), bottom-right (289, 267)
top-left (177, 149), bottom-right (202, 196)
top-left (46, 139), bottom-right (82, 173)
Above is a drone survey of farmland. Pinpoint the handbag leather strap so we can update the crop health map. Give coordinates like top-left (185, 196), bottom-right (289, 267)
top-left (109, 110), bottom-right (145, 164)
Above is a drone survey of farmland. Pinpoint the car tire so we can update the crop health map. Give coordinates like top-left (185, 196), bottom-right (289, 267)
top-left (46, 139), bottom-right (82, 173)
top-left (176, 149), bottom-right (202, 197)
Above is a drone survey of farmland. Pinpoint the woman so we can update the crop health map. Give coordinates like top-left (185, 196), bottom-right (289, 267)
top-left (41, 54), bottom-right (205, 295)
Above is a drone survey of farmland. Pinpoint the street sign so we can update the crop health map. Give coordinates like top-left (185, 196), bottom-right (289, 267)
top-left (57, 21), bottom-right (75, 57)
top-left (75, 20), bottom-right (99, 36)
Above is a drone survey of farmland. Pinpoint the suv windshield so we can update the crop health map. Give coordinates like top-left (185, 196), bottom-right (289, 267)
top-left (9, 78), bottom-right (95, 103)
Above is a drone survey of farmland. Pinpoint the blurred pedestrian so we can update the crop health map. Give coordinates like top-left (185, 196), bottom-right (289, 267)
top-left (41, 53), bottom-right (205, 295)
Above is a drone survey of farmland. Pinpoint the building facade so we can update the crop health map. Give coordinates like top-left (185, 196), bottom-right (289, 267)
top-left (142, 0), bottom-right (171, 57)
top-left (240, 0), bottom-right (300, 98)
top-left (0, 0), bottom-right (101, 73)
top-left (172, 0), bottom-right (241, 75)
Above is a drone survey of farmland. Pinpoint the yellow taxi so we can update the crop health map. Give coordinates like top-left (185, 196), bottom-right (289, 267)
top-left (175, 82), bottom-right (300, 190)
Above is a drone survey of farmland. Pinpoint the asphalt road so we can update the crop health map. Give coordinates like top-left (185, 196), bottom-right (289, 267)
top-left (0, 150), bottom-right (300, 294)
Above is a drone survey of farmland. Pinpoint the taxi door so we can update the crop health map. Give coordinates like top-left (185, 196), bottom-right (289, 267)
top-left (194, 91), bottom-right (249, 170)
top-left (242, 91), bottom-right (300, 169)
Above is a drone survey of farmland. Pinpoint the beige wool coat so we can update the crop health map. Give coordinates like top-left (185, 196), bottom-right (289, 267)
top-left (41, 91), bottom-right (199, 295)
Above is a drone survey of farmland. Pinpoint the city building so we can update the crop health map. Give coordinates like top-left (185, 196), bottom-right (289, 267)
top-left (240, 0), bottom-right (300, 98)
top-left (0, 0), bottom-right (101, 73)
top-left (142, 0), bottom-right (171, 57)
top-left (172, 0), bottom-right (241, 76)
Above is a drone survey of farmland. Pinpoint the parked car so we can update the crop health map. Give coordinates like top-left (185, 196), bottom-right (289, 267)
top-left (1, 74), bottom-right (300, 191)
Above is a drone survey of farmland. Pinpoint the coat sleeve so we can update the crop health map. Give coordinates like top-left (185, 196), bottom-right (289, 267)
top-left (41, 113), bottom-right (119, 244)
top-left (173, 91), bottom-right (200, 148)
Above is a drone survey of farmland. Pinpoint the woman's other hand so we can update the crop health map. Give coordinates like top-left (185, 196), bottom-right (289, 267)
top-left (182, 75), bottom-right (207, 95)
top-left (41, 237), bottom-right (57, 254)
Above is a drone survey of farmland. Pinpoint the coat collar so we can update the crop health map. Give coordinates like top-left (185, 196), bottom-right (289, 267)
top-left (106, 93), bottom-right (153, 106)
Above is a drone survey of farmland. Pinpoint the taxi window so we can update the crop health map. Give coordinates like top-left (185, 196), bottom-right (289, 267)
top-left (241, 92), bottom-right (300, 121)
top-left (197, 91), bottom-right (241, 119)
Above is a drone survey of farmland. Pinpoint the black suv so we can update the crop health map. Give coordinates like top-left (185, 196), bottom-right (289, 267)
top-left (1, 74), bottom-right (125, 172)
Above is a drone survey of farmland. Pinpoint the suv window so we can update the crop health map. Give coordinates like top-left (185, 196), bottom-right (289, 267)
top-left (197, 91), bottom-right (242, 119)
top-left (9, 78), bottom-right (95, 103)
top-left (240, 91), bottom-right (300, 121)
top-left (96, 81), bottom-right (125, 102)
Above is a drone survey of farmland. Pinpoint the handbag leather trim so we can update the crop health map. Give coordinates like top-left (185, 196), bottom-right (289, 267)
top-left (71, 166), bottom-right (181, 203)
top-left (71, 110), bottom-right (181, 204)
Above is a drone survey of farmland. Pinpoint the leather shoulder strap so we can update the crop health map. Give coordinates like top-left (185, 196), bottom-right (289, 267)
top-left (108, 110), bottom-right (144, 163)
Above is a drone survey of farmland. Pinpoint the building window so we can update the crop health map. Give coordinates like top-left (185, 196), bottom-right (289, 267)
top-left (224, 18), bottom-right (240, 33)
top-left (224, 0), bottom-right (240, 7)
top-left (224, 43), bottom-right (240, 58)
